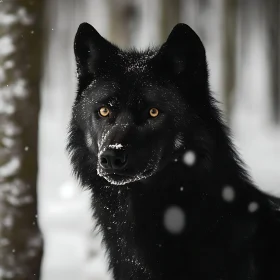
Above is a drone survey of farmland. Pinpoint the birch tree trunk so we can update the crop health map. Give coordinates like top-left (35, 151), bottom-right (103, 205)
top-left (0, 0), bottom-right (44, 279)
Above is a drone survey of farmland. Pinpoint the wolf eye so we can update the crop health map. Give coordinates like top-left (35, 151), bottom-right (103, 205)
top-left (149, 108), bottom-right (159, 118)
top-left (99, 106), bottom-right (110, 117)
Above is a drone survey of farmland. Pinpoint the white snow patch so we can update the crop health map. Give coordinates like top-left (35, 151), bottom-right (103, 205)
top-left (13, 78), bottom-right (28, 98)
top-left (248, 201), bottom-right (259, 213)
top-left (0, 36), bottom-right (15, 57)
top-left (0, 99), bottom-right (15, 114)
top-left (108, 143), bottom-right (123, 150)
top-left (2, 215), bottom-right (13, 228)
top-left (0, 268), bottom-right (15, 279)
top-left (4, 60), bottom-right (14, 69)
top-left (3, 123), bottom-right (21, 136)
top-left (0, 238), bottom-right (9, 246)
top-left (163, 205), bottom-right (185, 234)
top-left (222, 185), bottom-right (235, 202)
top-left (0, 79), bottom-right (28, 114)
top-left (0, 12), bottom-right (17, 25)
top-left (183, 150), bottom-right (196, 166)
top-left (0, 8), bottom-right (33, 26)
top-left (0, 157), bottom-right (20, 177)
top-left (17, 8), bottom-right (33, 25)
top-left (2, 137), bottom-right (14, 148)
top-left (6, 194), bottom-right (33, 206)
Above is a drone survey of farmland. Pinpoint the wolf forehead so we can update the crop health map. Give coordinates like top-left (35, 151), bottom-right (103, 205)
top-left (81, 76), bottom-right (183, 111)
top-left (117, 49), bottom-right (157, 74)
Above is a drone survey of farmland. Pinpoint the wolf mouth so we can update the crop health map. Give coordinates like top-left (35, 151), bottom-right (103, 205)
top-left (97, 164), bottom-right (157, 185)
top-left (105, 168), bottom-right (153, 179)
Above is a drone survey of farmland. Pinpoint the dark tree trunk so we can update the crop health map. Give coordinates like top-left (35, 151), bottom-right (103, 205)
top-left (160, 0), bottom-right (180, 41)
top-left (0, 0), bottom-right (44, 279)
top-left (223, 0), bottom-right (237, 119)
top-left (266, 0), bottom-right (280, 124)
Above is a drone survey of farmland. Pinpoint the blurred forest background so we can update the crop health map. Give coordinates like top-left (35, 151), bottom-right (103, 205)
top-left (0, 0), bottom-right (280, 280)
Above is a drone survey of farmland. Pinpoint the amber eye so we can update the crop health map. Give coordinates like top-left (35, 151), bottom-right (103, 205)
top-left (99, 106), bottom-right (110, 117)
top-left (149, 108), bottom-right (159, 118)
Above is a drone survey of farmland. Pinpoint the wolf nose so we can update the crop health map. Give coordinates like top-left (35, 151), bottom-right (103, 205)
top-left (100, 150), bottom-right (127, 170)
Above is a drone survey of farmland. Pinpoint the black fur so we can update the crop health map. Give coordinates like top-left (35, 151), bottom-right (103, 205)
top-left (67, 23), bottom-right (280, 280)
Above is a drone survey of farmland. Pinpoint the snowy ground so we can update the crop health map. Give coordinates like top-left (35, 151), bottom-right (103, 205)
top-left (39, 182), bottom-right (111, 280)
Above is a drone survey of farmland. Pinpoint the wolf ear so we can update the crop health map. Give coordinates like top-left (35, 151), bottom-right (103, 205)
top-left (154, 23), bottom-right (206, 77)
top-left (74, 23), bottom-right (118, 77)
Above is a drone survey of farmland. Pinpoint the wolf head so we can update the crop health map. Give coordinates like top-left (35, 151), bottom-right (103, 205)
top-left (68, 22), bottom-right (213, 186)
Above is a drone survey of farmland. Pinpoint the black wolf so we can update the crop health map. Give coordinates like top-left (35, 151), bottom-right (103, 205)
top-left (67, 22), bottom-right (280, 280)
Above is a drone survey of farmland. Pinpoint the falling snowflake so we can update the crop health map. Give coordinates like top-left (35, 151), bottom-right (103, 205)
top-left (163, 205), bottom-right (185, 234)
top-left (222, 185), bottom-right (235, 202)
top-left (183, 150), bottom-right (196, 166)
top-left (248, 201), bottom-right (259, 213)
top-left (24, 146), bottom-right (29, 151)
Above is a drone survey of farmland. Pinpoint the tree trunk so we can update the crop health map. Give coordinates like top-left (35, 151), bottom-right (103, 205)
top-left (266, 0), bottom-right (280, 124)
top-left (108, 0), bottom-right (139, 48)
top-left (0, 1), bottom-right (44, 279)
top-left (160, 0), bottom-right (180, 41)
top-left (223, 0), bottom-right (237, 119)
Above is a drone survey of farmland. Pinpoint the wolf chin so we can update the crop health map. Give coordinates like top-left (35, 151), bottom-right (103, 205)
top-left (67, 22), bottom-right (280, 280)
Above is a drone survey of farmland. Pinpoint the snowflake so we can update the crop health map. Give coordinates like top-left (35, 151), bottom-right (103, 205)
top-left (248, 201), bottom-right (259, 213)
top-left (183, 150), bottom-right (196, 166)
top-left (163, 205), bottom-right (185, 234)
top-left (222, 185), bottom-right (235, 202)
